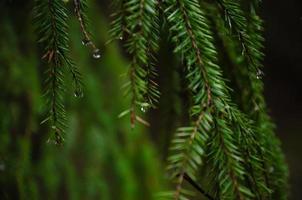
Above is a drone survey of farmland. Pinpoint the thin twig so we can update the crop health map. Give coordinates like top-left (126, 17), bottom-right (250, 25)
top-left (183, 173), bottom-right (215, 200)
top-left (73, 0), bottom-right (98, 51)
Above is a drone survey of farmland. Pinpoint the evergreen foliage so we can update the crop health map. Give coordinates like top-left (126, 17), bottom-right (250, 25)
top-left (110, 0), bottom-right (160, 127)
top-left (0, 0), bottom-right (289, 199)
top-left (109, 0), bottom-right (289, 199)
top-left (33, 0), bottom-right (83, 144)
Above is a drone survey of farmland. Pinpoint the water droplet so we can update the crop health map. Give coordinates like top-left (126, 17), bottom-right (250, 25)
top-left (82, 39), bottom-right (92, 46)
top-left (141, 107), bottom-right (146, 113)
top-left (74, 89), bottom-right (83, 98)
top-left (119, 36), bottom-right (123, 40)
top-left (47, 138), bottom-right (56, 145)
top-left (92, 49), bottom-right (101, 59)
top-left (256, 69), bottom-right (264, 79)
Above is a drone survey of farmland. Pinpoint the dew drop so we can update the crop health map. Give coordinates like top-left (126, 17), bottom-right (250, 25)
top-left (82, 39), bottom-right (92, 46)
top-left (141, 107), bottom-right (146, 112)
top-left (74, 89), bottom-right (84, 98)
top-left (140, 107), bottom-right (146, 113)
top-left (119, 36), bottom-right (123, 40)
top-left (47, 138), bottom-right (57, 145)
top-left (256, 69), bottom-right (264, 79)
top-left (92, 49), bottom-right (101, 59)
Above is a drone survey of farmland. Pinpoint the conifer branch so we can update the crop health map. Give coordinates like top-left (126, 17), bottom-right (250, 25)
top-left (162, 0), bottom-right (258, 199)
top-left (167, 109), bottom-right (212, 200)
top-left (111, 0), bottom-right (160, 127)
top-left (216, 0), bottom-right (263, 75)
top-left (165, 1), bottom-right (213, 198)
top-left (202, 1), bottom-right (267, 196)
top-left (34, 0), bottom-right (83, 144)
top-left (109, 0), bottom-right (127, 41)
top-left (73, 0), bottom-right (98, 54)
top-left (61, 54), bottom-right (83, 97)
top-left (211, 1), bottom-right (289, 198)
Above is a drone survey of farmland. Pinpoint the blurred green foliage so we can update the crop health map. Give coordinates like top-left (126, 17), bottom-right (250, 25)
top-left (0, 1), bottom-right (165, 199)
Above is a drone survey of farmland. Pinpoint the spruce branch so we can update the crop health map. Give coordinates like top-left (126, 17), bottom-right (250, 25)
top-left (61, 54), bottom-right (83, 97)
top-left (34, 0), bottom-right (83, 144)
top-left (162, 0), bottom-right (259, 199)
top-left (111, 0), bottom-right (160, 127)
top-left (210, 1), bottom-right (289, 198)
top-left (109, 0), bottom-right (288, 198)
top-left (167, 110), bottom-right (212, 199)
top-left (230, 106), bottom-right (271, 199)
top-left (109, 0), bottom-right (127, 41)
top-left (210, 121), bottom-right (242, 199)
top-left (73, 0), bottom-right (99, 54)
top-left (216, 0), bottom-right (263, 76)
top-left (163, 2), bottom-right (213, 199)
top-left (108, 1), bottom-right (288, 199)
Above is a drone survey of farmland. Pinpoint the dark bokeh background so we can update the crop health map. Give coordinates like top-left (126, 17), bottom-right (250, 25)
top-left (262, 0), bottom-right (302, 199)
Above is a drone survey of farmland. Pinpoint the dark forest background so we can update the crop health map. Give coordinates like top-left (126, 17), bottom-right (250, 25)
top-left (262, 0), bottom-right (302, 199)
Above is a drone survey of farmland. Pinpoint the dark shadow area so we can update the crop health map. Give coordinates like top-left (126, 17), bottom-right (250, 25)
top-left (262, 0), bottom-right (302, 199)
